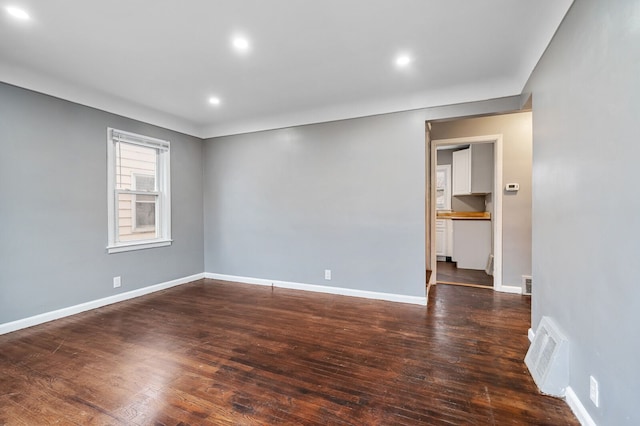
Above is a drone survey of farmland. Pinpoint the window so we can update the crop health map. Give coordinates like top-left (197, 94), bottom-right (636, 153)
top-left (435, 164), bottom-right (451, 211)
top-left (107, 128), bottom-right (171, 253)
top-left (132, 174), bottom-right (156, 232)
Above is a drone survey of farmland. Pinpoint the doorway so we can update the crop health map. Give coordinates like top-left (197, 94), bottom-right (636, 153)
top-left (428, 135), bottom-right (503, 290)
top-left (426, 111), bottom-right (533, 295)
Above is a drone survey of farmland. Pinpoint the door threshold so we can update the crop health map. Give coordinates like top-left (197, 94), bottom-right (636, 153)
top-left (436, 281), bottom-right (493, 290)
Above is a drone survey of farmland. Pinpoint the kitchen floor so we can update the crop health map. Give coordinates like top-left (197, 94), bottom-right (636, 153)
top-left (436, 260), bottom-right (493, 287)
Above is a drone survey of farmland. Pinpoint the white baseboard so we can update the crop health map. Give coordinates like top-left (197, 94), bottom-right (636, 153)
top-left (496, 284), bottom-right (523, 294)
top-left (565, 386), bottom-right (597, 426)
top-left (528, 328), bottom-right (535, 342)
top-left (205, 273), bottom-right (427, 306)
top-left (0, 273), bottom-right (205, 335)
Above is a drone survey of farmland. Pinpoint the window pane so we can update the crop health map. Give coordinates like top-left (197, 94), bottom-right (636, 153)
top-left (135, 175), bottom-right (155, 191)
top-left (135, 201), bottom-right (155, 228)
top-left (115, 142), bottom-right (157, 190)
top-left (117, 193), bottom-right (158, 242)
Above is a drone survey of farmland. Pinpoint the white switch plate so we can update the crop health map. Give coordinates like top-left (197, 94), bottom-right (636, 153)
top-left (589, 375), bottom-right (599, 407)
top-left (113, 276), bottom-right (121, 288)
top-left (324, 269), bottom-right (331, 280)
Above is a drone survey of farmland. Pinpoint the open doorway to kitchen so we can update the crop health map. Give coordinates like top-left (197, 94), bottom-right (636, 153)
top-left (430, 135), bottom-right (503, 290)
top-left (426, 111), bottom-right (532, 294)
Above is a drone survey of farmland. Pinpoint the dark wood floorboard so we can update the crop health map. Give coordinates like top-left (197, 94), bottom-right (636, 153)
top-left (437, 261), bottom-right (493, 287)
top-left (0, 279), bottom-right (577, 425)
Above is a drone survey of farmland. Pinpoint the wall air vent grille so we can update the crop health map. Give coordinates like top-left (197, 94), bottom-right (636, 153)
top-left (522, 275), bottom-right (532, 295)
top-left (524, 316), bottom-right (569, 397)
top-left (536, 333), bottom-right (557, 377)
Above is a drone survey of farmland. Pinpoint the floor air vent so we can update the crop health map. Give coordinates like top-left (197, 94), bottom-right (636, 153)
top-left (485, 254), bottom-right (494, 275)
top-left (522, 275), bottom-right (532, 295)
top-left (524, 317), bottom-right (569, 397)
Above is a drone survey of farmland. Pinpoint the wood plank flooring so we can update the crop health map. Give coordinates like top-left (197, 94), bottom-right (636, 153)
top-left (0, 279), bottom-right (577, 425)
top-left (437, 261), bottom-right (494, 287)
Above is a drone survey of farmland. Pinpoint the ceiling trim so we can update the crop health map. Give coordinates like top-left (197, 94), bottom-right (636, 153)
top-left (0, 63), bottom-right (203, 138)
top-left (2, 61), bottom-right (523, 140)
top-left (199, 77), bottom-right (522, 138)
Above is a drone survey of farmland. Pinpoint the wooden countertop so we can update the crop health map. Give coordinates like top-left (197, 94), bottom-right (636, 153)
top-left (436, 211), bottom-right (491, 220)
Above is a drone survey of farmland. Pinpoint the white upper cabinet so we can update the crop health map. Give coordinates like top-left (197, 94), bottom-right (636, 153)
top-left (452, 144), bottom-right (493, 195)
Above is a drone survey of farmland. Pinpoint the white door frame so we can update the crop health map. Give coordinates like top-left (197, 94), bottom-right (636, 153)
top-left (429, 134), bottom-right (506, 292)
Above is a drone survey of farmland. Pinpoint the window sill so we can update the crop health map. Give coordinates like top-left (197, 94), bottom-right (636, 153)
top-left (107, 239), bottom-right (172, 254)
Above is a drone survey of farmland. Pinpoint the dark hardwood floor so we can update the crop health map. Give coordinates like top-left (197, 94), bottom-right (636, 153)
top-left (437, 260), bottom-right (494, 287)
top-left (0, 279), bottom-right (577, 425)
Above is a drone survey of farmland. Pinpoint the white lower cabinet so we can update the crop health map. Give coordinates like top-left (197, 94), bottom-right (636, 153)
top-left (436, 220), bottom-right (446, 257)
top-left (452, 220), bottom-right (491, 270)
top-left (435, 219), bottom-right (453, 258)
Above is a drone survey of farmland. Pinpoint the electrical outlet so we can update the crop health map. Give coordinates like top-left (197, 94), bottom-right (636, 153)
top-left (589, 375), bottom-right (599, 407)
top-left (324, 269), bottom-right (331, 280)
top-left (113, 276), bottom-right (121, 288)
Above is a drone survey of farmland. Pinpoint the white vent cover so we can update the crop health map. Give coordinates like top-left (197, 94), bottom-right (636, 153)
top-left (485, 254), bottom-right (494, 276)
top-left (524, 316), bottom-right (569, 397)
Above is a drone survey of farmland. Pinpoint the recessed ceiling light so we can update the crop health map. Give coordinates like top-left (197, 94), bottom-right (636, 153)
top-left (208, 96), bottom-right (221, 106)
top-left (232, 36), bottom-right (250, 52)
top-left (395, 55), bottom-right (412, 68)
top-left (6, 6), bottom-right (30, 20)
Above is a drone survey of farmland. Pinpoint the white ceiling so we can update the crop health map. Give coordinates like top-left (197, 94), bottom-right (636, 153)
top-left (0, 1), bottom-right (572, 138)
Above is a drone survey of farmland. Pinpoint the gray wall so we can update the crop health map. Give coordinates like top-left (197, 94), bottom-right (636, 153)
top-left (203, 97), bottom-right (523, 298)
top-left (0, 84), bottom-right (520, 325)
top-left (436, 149), bottom-right (453, 166)
top-left (0, 83), bottom-right (204, 324)
top-left (203, 113), bottom-right (426, 296)
top-left (451, 195), bottom-right (488, 212)
top-left (431, 112), bottom-right (533, 287)
top-left (524, 0), bottom-right (640, 423)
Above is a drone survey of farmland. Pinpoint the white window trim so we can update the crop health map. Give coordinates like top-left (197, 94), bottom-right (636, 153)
top-left (107, 128), bottom-right (172, 254)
